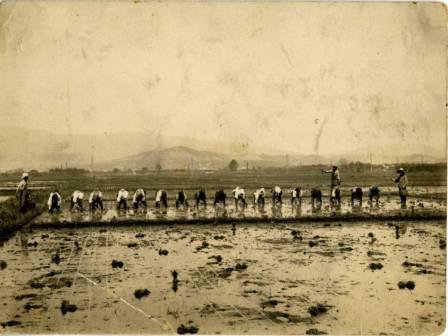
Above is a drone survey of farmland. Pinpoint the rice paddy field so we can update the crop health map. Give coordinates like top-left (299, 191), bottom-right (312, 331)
top-left (0, 168), bottom-right (445, 335)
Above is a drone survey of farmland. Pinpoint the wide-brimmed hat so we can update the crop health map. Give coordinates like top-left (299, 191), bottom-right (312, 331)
top-left (21, 172), bottom-right (29, 179)
top-left (397, 168), bottom-right (405, 173)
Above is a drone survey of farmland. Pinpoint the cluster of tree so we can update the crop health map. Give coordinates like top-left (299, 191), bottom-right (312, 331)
top-left (228, 159), bottom-right (239, 171)
top-left (398, 163), bottom-right (446, 173)
top-left (48, 168), bottom-right (90, 175)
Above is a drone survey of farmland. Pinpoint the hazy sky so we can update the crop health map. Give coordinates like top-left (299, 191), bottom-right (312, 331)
top-left (0, 1), bottom-right (446, 156)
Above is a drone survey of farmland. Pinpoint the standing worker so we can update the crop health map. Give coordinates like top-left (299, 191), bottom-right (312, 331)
top-left (322, 166), bottom-right (341, 207)
top-left (393, 168), bottom-right (408, 209)
top-left (16, 172), bottom-right (30, 213)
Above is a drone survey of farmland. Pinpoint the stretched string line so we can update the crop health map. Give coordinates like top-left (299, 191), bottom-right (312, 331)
top-left (188, 272), bottom-right (228, 324)
top-left (77, 272), bottom-right (175, 333)
top-left (56, 241), bottom-right (75, 287)
top-left (72, 232), bottom-right (96, 291)
top-left (203, 265), bottom-right (277, 326)
top-left (194, 268), bottom-right (252, 323)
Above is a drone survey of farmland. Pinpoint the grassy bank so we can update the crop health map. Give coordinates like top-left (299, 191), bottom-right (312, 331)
top-left (0, 193), bottom-right (45, 241)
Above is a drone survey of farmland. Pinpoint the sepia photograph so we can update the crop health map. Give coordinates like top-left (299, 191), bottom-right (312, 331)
top-left (0, 0), bottom-right (446, 334)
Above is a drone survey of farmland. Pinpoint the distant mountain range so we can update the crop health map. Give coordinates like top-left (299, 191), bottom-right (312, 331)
top-left (0, 128), bottom-right (444, 171)
top-left (98, 145), bottom-right (445, 171)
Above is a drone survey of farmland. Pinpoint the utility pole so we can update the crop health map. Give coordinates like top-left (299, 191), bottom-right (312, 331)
top-left (370, 152), bottom-right (373, 172)
top-left (90, 146), bottom-right (95, 176)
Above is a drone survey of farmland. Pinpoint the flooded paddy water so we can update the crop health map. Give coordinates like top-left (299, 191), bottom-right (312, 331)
top-left (32, 194), bottom-right (446, 227)
top-left (0, 219), bottom-right (445, 334)
top-left (0, 183), bottom-right (446, 334)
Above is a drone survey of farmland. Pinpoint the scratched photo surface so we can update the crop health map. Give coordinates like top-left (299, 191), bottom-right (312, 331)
top-left (0, 1), bottom-right (446, 335)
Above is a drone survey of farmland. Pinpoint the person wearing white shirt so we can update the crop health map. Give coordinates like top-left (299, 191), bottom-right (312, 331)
top-left (132, 188), bottom-right (147, 210)
top-left (253, 188), bottom-right (266, 208)
top-left (272, 186), bottom-right (282, 205)
top-left (232, 186), bottom-right (246, 208)
top-left (116, 188), bottom-right (129, 211)
top-left (89, 188), bottom-right (103, 211)
top-left (155, 189), bottom-right (168, 208)
top-left (393, 168), bottom-right (408, 209)
top-left (17, 172), bottom-right (31, 213)
top-left (48, 189), bottom-right (62, 213)
top-left (70, 190), bottom-right (84, 211)
top-left (290, 187), bottom-right (303, 206)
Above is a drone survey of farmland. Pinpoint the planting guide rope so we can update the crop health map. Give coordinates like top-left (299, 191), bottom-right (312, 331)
top-left (187, 272), bottom-right (229, 324)
top-left (202, 265), bottom-right (278, 326)
top-left (56, 242), bottom-right (75, 287)
top-left (71, 228), bottom-right (176, 333)
top-left (54, 226), bottom-right (288, 331)
top-left (71, 235), bottom-right (92, 290)
top-left (77, 272), bottom-right (175, 333)
top-left (87, 231), bottom-right (101, 324)
top-left (194, 268), bottom-right (252, 323)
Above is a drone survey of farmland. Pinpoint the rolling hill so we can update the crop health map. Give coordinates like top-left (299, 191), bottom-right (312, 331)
top-left (0, 128), bottom-right (444, 171)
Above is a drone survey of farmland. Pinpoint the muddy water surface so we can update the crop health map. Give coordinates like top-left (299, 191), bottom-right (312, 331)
top-left (0, 220), bottom-right (445, 334)
top-left (33, 195), bottom-right (446, 226)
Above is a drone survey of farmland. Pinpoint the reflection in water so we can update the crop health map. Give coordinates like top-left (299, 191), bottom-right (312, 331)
top-left (32, 195), bottom-right (446, 226)
top-left (292, 205), bottom-right (302, 217)
top-left (90, 210), bottom-right (104, 221)
top-left (395, 223), bottom-right (408, 239)
top-left (271, 205), bottom-right (283, 219)
top-left (0, 220), bottom-right (445, 334)
top-left (16, 231), bottom-right (29, 256)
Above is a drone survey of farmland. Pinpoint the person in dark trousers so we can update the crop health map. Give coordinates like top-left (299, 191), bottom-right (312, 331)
top-left (70, 190), bottom-right (84, 211)
top-left (232, 186), bottom-right (246, 209)
top-left (132, 188), bottom-right (147, 210)
top-left (368, 186), bottom-right (380, 207)
top-left (214, 188), bottom-right (226, 207)
top-left (16, 172), bottom-right (31, 213)
top-left (322, 166), bottom-right (341, 209)
top-left (155, 189), bottom-right (168, 208)
top-left (253, 188), bottom-right (266, 208)
top-left (116, 188), bottom-right (129, 211)
top-left (176, 190), bottom-right (189, 208)
top-left (290, 187), bottom-right (302, 207)
top-left (393, 168), bottom-right (408, 209)
top-left (272, 186), bottom-right (282, 206)
top-left (48, 189), bottom-right (62, 213)
top-left (89, 188), bottom-right (103, 212)
top-left (195, 188), bottom-right (207, 208)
